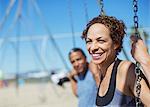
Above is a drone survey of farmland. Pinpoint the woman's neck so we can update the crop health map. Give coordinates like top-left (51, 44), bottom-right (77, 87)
top-left (98, 56), bottom-right (117, 78)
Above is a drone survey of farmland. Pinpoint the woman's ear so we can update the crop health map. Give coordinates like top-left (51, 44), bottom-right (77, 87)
top-left (114, 42), bottom-right (120, 50)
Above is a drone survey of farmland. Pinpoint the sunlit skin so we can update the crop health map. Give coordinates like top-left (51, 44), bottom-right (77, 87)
top-left (86, 23), bottom-right (118, 70)
top-left (69, 51), bottom-right (87, 75)
top-left (131, 35), bottom-right (150, 85)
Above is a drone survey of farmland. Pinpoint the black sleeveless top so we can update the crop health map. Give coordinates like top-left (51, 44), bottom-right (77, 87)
top-left (96, 58), bottom-right (122, 106)
top-left (96, 58), bottom-right (144, 107)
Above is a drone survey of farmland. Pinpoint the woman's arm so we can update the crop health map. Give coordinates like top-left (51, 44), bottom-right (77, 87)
top-left (128, 63), bottom-right (150, 106)
top-left (131, 35), bottom-right (150, 85)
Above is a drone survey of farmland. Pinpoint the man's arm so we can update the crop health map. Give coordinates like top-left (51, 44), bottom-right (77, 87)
top-left (89, 61), bottom-right (100, 87)
top-left (68, 70), bottom-right (78, 97)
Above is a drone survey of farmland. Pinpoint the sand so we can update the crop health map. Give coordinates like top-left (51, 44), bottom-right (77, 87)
top-left (0, 82), bottom-right (78, 107)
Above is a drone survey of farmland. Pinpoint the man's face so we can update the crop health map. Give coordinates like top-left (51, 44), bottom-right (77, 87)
top-left (69, 51), bottom-right (87, 74)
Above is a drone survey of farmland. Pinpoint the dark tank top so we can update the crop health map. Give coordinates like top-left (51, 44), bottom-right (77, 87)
top-left (96, 58), bottom-right (140, 107)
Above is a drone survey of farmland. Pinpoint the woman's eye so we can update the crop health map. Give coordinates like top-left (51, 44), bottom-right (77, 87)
top-left (98, 40), bottom-right (105, 43)
top-left (85, 40), bottom-right (91, 44)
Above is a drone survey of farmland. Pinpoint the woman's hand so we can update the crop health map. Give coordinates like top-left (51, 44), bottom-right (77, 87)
top-left (130, 35), bottom-right (149, 64)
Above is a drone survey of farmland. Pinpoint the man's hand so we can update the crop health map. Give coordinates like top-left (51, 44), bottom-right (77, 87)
top-left (89, 61), bottom-right (100, 86)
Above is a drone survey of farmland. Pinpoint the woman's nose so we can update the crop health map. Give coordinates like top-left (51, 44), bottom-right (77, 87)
top-left (90, 42), bottom-right (99, 53)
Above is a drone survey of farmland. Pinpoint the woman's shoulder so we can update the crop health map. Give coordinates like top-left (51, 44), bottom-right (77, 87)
top-left (119, 60), bottom-right (135, 71)
top-left (117, 60), bottom-right (136, 94)
top-left (117, 60), bottom-right (136, 77)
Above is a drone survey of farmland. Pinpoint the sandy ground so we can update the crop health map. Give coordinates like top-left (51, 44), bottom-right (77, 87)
top-left (0, 82), bottom-right (78, 107)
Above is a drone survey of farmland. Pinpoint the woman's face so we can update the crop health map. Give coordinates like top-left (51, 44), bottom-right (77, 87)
top-left (69, 51), bottom-right (87, 74)
top-left (85, 23), bottom-right (118, 65)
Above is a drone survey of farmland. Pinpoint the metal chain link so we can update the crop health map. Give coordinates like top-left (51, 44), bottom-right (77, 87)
top-left (98, 0), bottom-right (104, 16)
top-left (135, 63), bottom-right (142, 106)
top-left (133, 0), bottom-right (140, 38)
top-left (133, 0), bottom-right (142, 106)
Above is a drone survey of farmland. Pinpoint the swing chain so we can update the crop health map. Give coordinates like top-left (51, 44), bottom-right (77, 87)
top-left (135, 63), bottom-right (142, 106)
top-left (98, 0), bottom-right (104, 16)
top-left (133, 0), bottom-right (139, 37)
top-left (133, 0), bottom-right (142, 106)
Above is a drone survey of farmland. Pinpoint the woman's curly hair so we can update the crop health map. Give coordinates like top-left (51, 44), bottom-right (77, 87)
top-left (82, 15), bottom-right (126, 55)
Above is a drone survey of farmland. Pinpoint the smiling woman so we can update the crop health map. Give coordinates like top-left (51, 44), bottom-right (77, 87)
top-left (82, 15), bottom-right (150, 107)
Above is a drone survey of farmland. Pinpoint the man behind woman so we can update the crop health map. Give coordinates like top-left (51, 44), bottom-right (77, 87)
top-left (59, 48), bottom-right (97, 107)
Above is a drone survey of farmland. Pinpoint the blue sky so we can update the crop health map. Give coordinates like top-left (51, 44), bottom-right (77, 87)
top-left (0, 0), bottom-right (149, 75)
